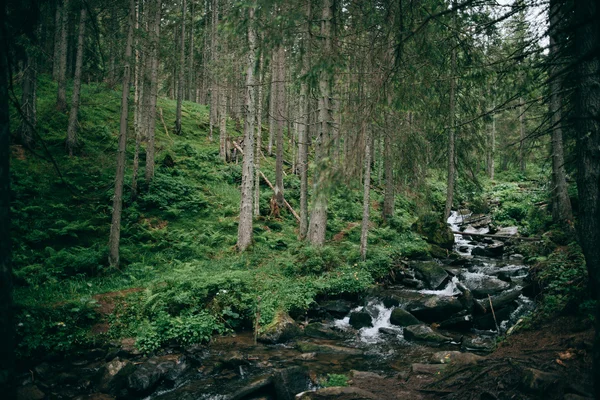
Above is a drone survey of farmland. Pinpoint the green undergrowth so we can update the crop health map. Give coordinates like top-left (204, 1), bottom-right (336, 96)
top-left (11, 76), bottom-right (429, 358)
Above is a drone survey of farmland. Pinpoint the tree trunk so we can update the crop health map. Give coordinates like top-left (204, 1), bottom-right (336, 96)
top-left (132, 0), bottom-right (143, 199)
top-left (219, 81), bottom-right (228, 161)
top-left (444, 34), bottom-right (456, 221)
top-left (360, 122), bottom-right (371, 261)
top-left (108, 0), bottom-right (134, 269)
top-left (268, 51), bottom-right (276, 156)
top-left (383, 93), bottom-right (394, 222)
top-left (254, 53), bottom-right (263, 217)
top-left (19, 51), bottom-right (36, 147)
top-left (175, 0), bottom-right (186, 135)
top-left (298, 0), bottom-right (310, 239)
top-left (307, 0), bottom-right (333, 246)
top-left (0, 4), bottom-right (15, 392)
top-left (572, 0), bottom-right (600, 397)
top-left (209, 0), bottom-right (218, 142)
top-left (56, 0), bottom-right (69, 112)
top-left (52, 2), bottom-right (61, 80)
top-left (486, 96), bottom-right (495, 180)
top-left (519, 96), bottom-right (526, 173)
top-left (274, 45), bottom-right (285, 207)
top-left (188, 0), bottom-right (195, 102)
top-left (549, 0), bottom-right (572, 225)
top-left (144, 0), bottom-right (161, 183)
top-left (237, 4), bottom-right (256, 251)
top-left (66, 5), bottom-right (86, 156)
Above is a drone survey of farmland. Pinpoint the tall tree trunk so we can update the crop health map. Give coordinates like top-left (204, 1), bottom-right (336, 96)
top-left (144, 0), bottom-right (161, 183)
top-left (108, 0), bottom-right (135, 269)
top-left (132, 0), bottom-right (143, 199)
top-left (19, 51), bottom-right (36, 147)
top-left (382, 94), bottom-right (394, 222)
top-left (572, 0), bottom-right (600, 396)
top-left (237, 4), bottom-right (256, 251)
top-left (56, 0), bottom-right (69, 112)
top-left (519, 96), bottom-right (526, 173)
top-left (444, 35), bottom-right (457, 221)
top-left (52, 2), bottom-right (61, 81)
top-left (254, 53), bottom-right (263, 217)
top-left (307, 0), bottom-right (333, 246)
top-left (268, 52), bottom-right (276, 156)
top-left (0, 3), bottom-right (15, 392)
top-left (274, 45), bottom-right (285, 207)
top-left (209, 0), bottom-right (218, 142)
top-left (219, 80), bottom-right (228, 161)
top-left (188, 0), bottom-right (195, 101)
top-left (175, 0), bottom-right (186, 135)
top-left (360, 122), bottom-right (371, 261)
top-left (66, 5), bottom-right (86, 156)
top-left (549, 0), bottom-right (572, 225)
top-left (486, 95), bottom-right (495, 180)
top-left (298, 0), bottom-right (310, 239)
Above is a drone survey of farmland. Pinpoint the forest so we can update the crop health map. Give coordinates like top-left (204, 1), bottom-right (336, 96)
top-left (0, 0), bottom-right (599, 399)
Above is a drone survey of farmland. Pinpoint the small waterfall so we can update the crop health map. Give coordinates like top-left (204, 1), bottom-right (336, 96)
top-left (419, 276), bottom-right (460, 296)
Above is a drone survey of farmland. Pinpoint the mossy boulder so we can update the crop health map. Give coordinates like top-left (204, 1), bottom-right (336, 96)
top-left (258, 311), bottom-right (302, 344)
top-left (410, 261), bottom-right (449, 290)
top-left (349, 311), bottom-right (372, 329)
top-left (303, 322), bottom-right (344, 340)
top-left (403, 324), bottom-right (452, 344)
top-left (413, 213), bottom-right (454, 249)
top-left (389, 308), bottom-right (420, 327)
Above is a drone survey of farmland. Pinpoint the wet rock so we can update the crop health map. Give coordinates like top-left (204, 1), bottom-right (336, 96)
top-left (320, 300), bottom-right (353, 318)
top-left (127, 361), bottom-right (163, 394)
top-left (461, 336), bottom-right (496, 352)
top-left (438, 313), bottom-right (473, 331)
top-left (389, 308), bottom-right (420, 327)
top-left (429, 244), bottom-right (449, 259)
top-left (296, 387), bottom-right (381, 399)
top-left (458, 245), bottom-right (469, 252)
top-left (411, 363), bottom-right (446, 374)
top-left (471, 241), bottom-right (504, 258)
top-left (118, 338), bottom-right (141, 357)
top-left (74, 395), bottom-right (116, 400)
top-left (410, 261), bottom-right (449, 290)
top-left (378, 327), bottom-right (401, 336)
top-left (429, 351), bottom-right (482, 365)
top-left (520, 368), bottom-right (563, 395)
top-left (413, 213), bottom-right (455, 249)
top-left (99, 358), bottom-right (136, 394)
top-left (304, 322), bottom-right (344, 340)
top-left (349, 311), bottom-right (373, 329)
top-left (563, 395), bottom-right (594, 400)
top-left (403, 324), bottom-right (452, 344)
top-left (496, 271), bottom-right (512, 282)
top-left (349, 370), bottom-right (384, 380)
top-left (258, 311), bottom-right (302, 344)
top-left (400, 278), bottom-right (424, 289)
top-left (475, 288), bottom-right (522, 313)
top-left (229, 376), bottom-right (273, 400)
top-left (405, 294), bottom-right (465, 323)
top-left (273, 366), bottom-right (310, 400)
top-left (296, 342), bottom-right (363, 355)
top-left (461, 273), bottom-right (510, 298)
top-left (509, 253), bottom-right (524, 260)
top-left (16, 385), bottom-right (45, 400)
top-left (474, 305), bottom-right (514, 330)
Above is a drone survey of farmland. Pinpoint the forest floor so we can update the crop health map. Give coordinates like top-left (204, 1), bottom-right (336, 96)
top-left (347, 315), bottom-right (594, 400)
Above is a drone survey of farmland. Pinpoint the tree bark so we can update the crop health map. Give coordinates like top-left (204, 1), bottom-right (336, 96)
top-left (188, 0), bottom-right (195, 102)
top-left (549, 0), bottom-right (572, 225)
top-left (56, 0), bottom-right (69, 112)
top-left (108, 0), bottom-right (134, 269)
top-left (0, 3), bottom-right (15, 391)
top-left (237, 4), bottom-right (256, 251)
top-left (572, 0), bottom-right (600, 397)
top-left (383, 93), bottom-right (394, 222)
top-left (444, 29), bottom-right (457, 221)
top-left (144, 0), bottom-right (161, 183)
top-left (19, 50), bottom-right (36, 147)
top-left (268, 51), bottom-right (276, 156)
top-left (175, 0), bottom-right (186, 135)
top-left (254, 53), bottom-right (263, 217)
top-left (52, 2), bottom-right (61, 81)
top-left (209, 0), bottom-right (218, 142)
top-left (519, 96), bottom-right (526, 173)
top-left (132, 0), bottom-right (143, 199)
top-left (274, 45), bottom-right (285, 207)
top-left (298, 0), bottom-right (310, 239)
top-left (219, 77), bottom-right (228, 161)
top-left (66, 5), bottom-right (86, 156)
top-left (360, 122), bottom-right (371, 260)
top-left (307, 0), bottom-right (333, 246)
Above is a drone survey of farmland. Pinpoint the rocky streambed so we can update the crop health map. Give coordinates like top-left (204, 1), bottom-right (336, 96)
top-left (16, 211), bottom-right (538, 400)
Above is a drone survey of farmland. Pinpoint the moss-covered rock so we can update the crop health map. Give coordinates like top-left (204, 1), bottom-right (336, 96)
top-left (403, 324), bottom-right (451, 344)
top-left (389, 308), bottom-right (420, 327)
top-left (413, 213), bottom-right (454, 249)
top-left (410, 261), bottom-right (449, 290)
top-left (258, 311), bottom-right (302, 344)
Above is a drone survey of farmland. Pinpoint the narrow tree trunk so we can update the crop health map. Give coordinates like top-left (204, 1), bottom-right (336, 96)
top-left (219, 83), bottom-right (228, 161)
top-left (519, 96), bottom-right (526, 173)
top-left (188, 0), bottom-right (195, 101)
top-left (307, 0), bottom-right (333, 246)
top-left (52, 2), bottom-right (61, 80)
top-left (268, 52), bottom-right (276, 156)
top-left (382, 95), bottom-right (394, 222)
top-left (237, 4), bottom-right (256, 251)
top-left (549, 0), bottom-right (572, 225)
top-left (360, 122), bottom-right (371, 260)
top-left (274, 45), bottom-right (285, 207)
top-left (254, 53), bottom-right (263, 217)
top-left (298, 0), bottom-right (310, 239)
top-left (444, 37), bottom-right (457, 221)
top-left (108, 0), bottom-right (134, 269)
top-left (486, 95), bottom-right (495, 180)
top-left (132, 0), bottom-right (142, 199)
top-left (144, 0), bottom-right (161, 183)
top-left (56, 0), bottom-right (69, 112)
top-left (175, 0), bottom-right (186, 134)
top-left (19, 51), bottom-right (36, 147)
top-left (0, 4), bottom-right (15, 391)
top-left (66, 5), bottom-right (86, 156)
top-left (209, 0), bottom-right (218, 142)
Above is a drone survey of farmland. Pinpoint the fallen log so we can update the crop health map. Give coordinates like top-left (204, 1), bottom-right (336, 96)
top-left (452, 231), bottom-right (541, 241)
top-left (231, 141), bottom-right (300, 222)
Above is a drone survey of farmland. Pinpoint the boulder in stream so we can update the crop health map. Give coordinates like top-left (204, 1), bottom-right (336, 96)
top-left (429, 351), bottom-right (483, 365)
top-left (403, 324), bottom-right (452, 344)
top-left (98, 358), bottom-right (135, 395)
top-left (460, 273), bottom-right (510, 298)
top-left (296, 342), bottom-right (364, 355)
top-left (349, 311), bottom-right (373, 329)
top-left (471, 241), bottom-right (504, 258)
top-left (461, 336), bottom-right (497, 352)
top-left (413, 213), bottom-right (455, 249)
top-left (296, 387), bottom-right (381, 400)
top-left (304, 322), bottom-right (344, 340)
top-left (273, 366), bottom-right (310, 400)
top-left (410, 261), bottom-right (449, 290)
top-left (389, 308), bottom-right (420, 327)
top-left (258, 311), bottom-right (302, 344)
top-left (405, 294), bottom-right (465, 323)
top-left (319, 300), bottom-right (354, 318)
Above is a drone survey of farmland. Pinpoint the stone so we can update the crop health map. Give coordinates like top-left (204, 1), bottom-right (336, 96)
top-left (473, 305), bottom-right (514, 330)
top-left (296, 387), bottom-right (381, 399)
top-left (475, 288), bottom-right (522, 313)
top-left (296, 342), bottom-right (363, 355)
top-left (118, 338), bottom-right (140, 357)
top-left (413, 213), bottom-right (455, 249)
top-left (16, 385), bottom-right (45, 400)
top-left (304, 322), bottom-right (344, 340)
top-left (99, 358), bottom-right (136, 394)
top-left (349, 370), bottom-right (384, 380)
top-left (461, 336), bottom-right (496, 352)
top-left (471, 241), bottom-right (504, 258)
top-left (349, 311), bottom-right (373, 329)
top-left (74, 395), bottom-right (116, 400)
top-left (405, 294), bottom-right (465, 323)
top-left (438, 313), bottom-right (473, 331)
top-left (258, 311), bottom-right (302, 344)
top-left (389, 308), bottom-right (420, 327)
top-left (509, 253), bottom-right (524, 260)
top-left (320, 300), bottom-right (353, 318)
top-left (229, 376), bottom-right (273, 400)
top-left (429, 351), bottom-right (483, 365)
top-left (461, 273), bottom-right (510, 298)
top-left (400, 278), bottom-right (424, 289)
top-left (403, 324), bottom-right (451, 344)
top-left (127, 360), bottom-right (163, 394)
top-left (410, 261), bottom-right (449, 290)
top-left (429, 244), bottom-right (449, 259)
top-left (378, 327), bottom-right (400, 336)
top-left (520, 368), bottom-right (563, 395)
top-left (411, 363), bottom-right (447, 374)
top-left (273, 366), bottom-right (309, 400)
